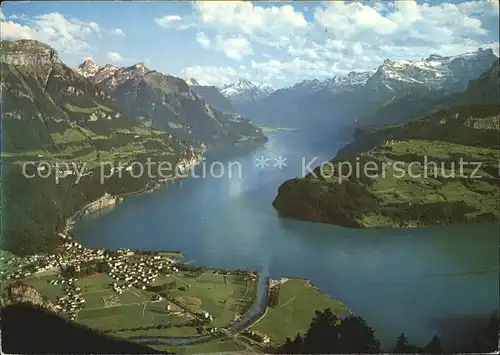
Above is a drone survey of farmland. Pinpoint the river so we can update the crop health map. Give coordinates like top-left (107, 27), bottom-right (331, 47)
top-left (74, 130), bottom-right (499, 349)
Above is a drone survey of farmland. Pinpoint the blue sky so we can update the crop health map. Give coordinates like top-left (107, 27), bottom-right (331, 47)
top-left (1, 1), bottom-right (499, 88)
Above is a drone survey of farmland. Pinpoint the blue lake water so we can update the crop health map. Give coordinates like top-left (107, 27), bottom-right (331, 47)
top-left (75, 130), bottom-right (499, 349)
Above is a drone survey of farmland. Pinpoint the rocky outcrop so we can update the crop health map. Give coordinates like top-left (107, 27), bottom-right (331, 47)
top-left (83, 193), bottom-right (117, 214)
top-left (7, 282), bottom-right (58, 313)
top-left (1, 40), bottom-right (60, 68)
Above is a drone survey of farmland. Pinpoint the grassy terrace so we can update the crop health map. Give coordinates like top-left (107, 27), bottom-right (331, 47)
top-left (251, 279), bottom-right (350, 345)
top-left (165, 270), bottom-right (257, 328)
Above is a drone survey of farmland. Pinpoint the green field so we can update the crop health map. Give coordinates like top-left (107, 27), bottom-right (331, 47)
top-left (21, 275), bottom-right (65, 302)
top-left (76, 274), bottom-right (115, 292)
top-left (2, 264), bottom-right (260, 344)
top-left (78, 303), bottom-right (145, 329)
top-left (251, 279), bottom-right (350, 345)
top-left (169, 271), bottom-right (256, 327)
top-left (72, 270), bottom-right (256, 337)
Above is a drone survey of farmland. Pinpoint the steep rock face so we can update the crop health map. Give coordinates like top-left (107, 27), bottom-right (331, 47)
top-left (7, 282), bottom-right (58, 313)
top-left (79, 62), bottom-right (267, 146)
top-left (1, 40), bottom-right (59, 68)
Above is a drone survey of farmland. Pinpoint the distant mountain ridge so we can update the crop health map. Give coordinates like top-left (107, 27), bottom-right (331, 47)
top-left (356, 50), bottom-right (498, 127)
top-left (75, 61), bottom-right (267, 146)
top-left (366, 48), bottom-right (497, 92)
top-left (228, 47), bottom-right (497, 132)
top-left (288, 71), bottom-right (373, 94)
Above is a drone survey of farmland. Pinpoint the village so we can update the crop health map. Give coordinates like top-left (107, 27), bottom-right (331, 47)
top-left (0, 233), bottom-right (184, 320)
top-left (0, 233), bottom-right (277, 351)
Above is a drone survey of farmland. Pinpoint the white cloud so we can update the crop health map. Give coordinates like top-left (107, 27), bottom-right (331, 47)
top-left (194, 2), bottom-right (307, 36)
top-left (107, 51), bottom-right (124, 62)
top-left (155, 15), bottom-right (195, 30)
top-left (215, 34), bottom-right (253, 60)
top-left (458, 0), bottom-right (500, 16)
top-left (0, 12), bottom-right (100, 55)
top-left (88, 22), bottom-right (100, 33)
top-left (195, 32), bottom-right (211, 49)
top-left (110, 28), bottom-right (125, 37)
top-left (155, 1), bottom-right (307, 49)
top-left (0, 20), bottom-right (35, 40)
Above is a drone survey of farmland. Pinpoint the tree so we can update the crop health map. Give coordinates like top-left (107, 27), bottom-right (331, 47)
top-left (337, 315), bottom-right (381, 353)
top-left (268, 284), bottom-right (281, 308)
top-left (394, 333), bottom-right (409, 353)
top-left (277, 309), bottom-right (381, 354)
top-left (280, 334), bottom-right (303, 354)
top-left (303, 308), bottom-right (341, 353)
top-left (393, 333), bottom-right (417, 353)
top-left (422, 335), bottom-right (443, 354)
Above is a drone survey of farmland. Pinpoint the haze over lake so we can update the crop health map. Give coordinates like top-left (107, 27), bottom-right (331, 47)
top-left (75, 130), bottom-right (499, 348)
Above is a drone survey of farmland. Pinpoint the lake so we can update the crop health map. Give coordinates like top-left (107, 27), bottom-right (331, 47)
top-left (75, 130), bottom-right (499, 349)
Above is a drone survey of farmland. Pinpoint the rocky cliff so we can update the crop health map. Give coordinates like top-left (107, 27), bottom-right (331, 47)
top-left (7, 282), bottom-right (58, 313)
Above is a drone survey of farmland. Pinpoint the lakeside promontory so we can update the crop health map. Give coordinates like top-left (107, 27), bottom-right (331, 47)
top-left (273, 109), bottom-right (499, 229)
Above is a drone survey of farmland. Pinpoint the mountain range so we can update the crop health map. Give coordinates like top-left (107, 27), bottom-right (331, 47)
top-left (188, 48), bottom-right (497, 133)
top-left (76, 60), bottom-right (266, 146)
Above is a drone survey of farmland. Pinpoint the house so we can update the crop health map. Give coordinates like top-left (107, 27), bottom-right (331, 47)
top-left (245, 330), bottom-right (271, 344)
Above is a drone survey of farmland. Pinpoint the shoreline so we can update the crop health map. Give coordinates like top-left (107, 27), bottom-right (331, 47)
top-left (64, 154), bottom-right (204, 235)
top-left (64, 136), bottom-right (268, 237)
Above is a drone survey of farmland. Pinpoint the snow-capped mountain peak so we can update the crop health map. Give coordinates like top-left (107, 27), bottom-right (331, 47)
top-left (369, 48), bottom-right (497, 91)
top-left (287, 71), bottom-right (373, 93)
top-left (256, 82), bottom-right (275, 95)
top-left (76, 59), bottom-right (100, 77)
top-left (220, 78), bottom-right (275, 103)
